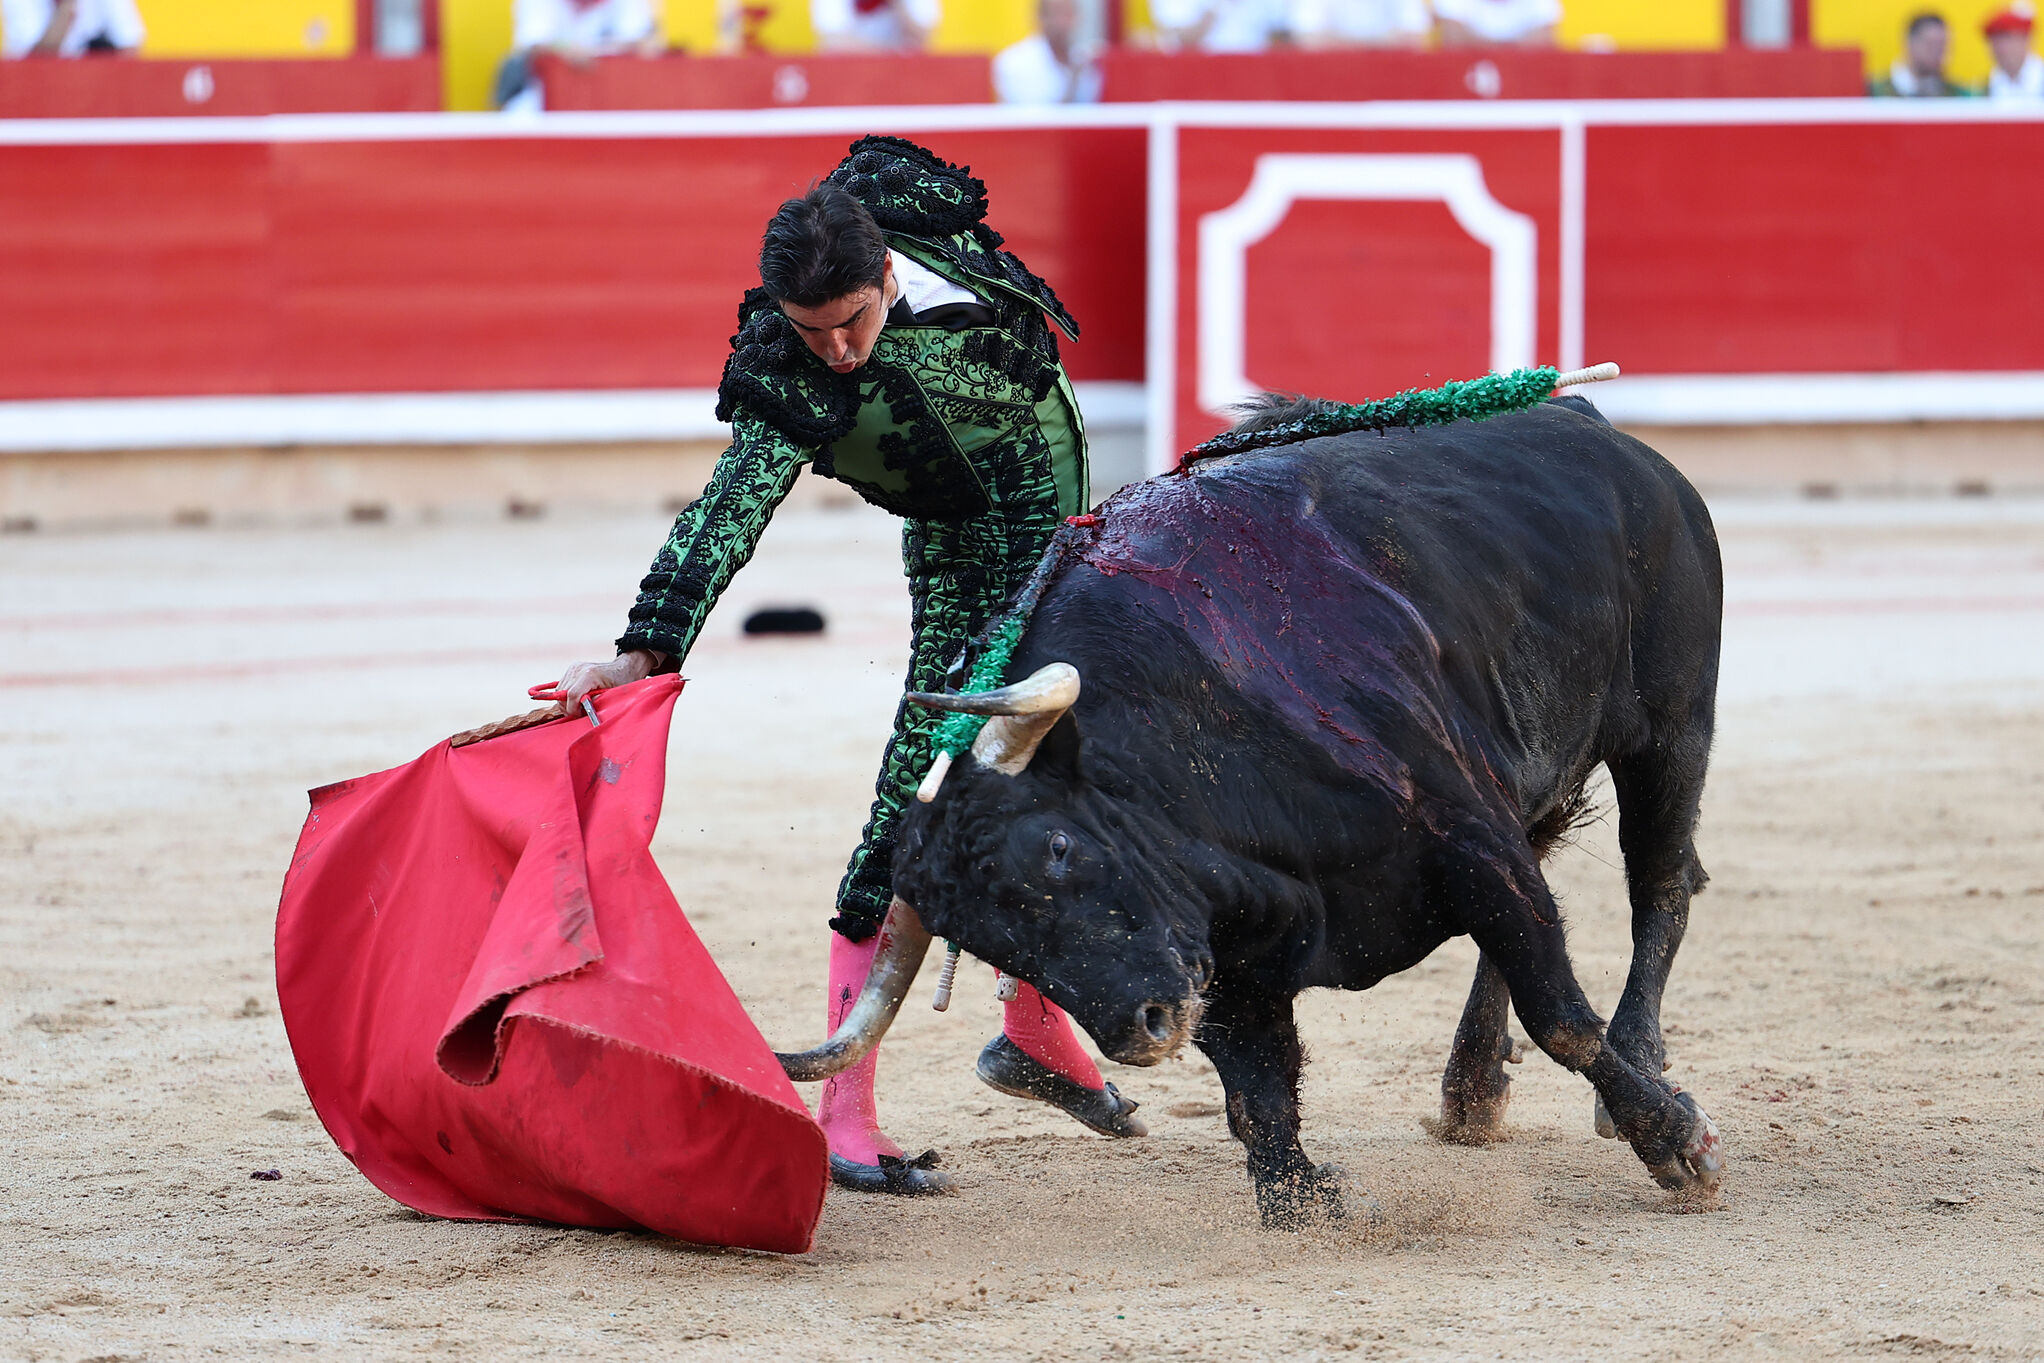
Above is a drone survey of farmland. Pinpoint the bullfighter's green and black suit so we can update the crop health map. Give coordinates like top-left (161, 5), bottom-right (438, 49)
top-left (616, 137), bottom-right (1090, 941)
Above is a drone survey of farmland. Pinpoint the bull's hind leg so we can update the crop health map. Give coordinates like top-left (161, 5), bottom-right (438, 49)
top-left (1593, 728), bottom-right (1712, 1139)
top-left (1426, 955), bottom-right (1524, 1144)
top-left (1443, 838), bottom-right (1722, 1195)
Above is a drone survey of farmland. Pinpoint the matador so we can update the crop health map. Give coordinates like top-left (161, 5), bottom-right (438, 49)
top-left (549, 136), bottom-right (1146, 1194)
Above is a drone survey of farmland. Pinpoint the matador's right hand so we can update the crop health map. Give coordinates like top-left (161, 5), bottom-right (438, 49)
top-left (530, 649), bottom-right (662, 715)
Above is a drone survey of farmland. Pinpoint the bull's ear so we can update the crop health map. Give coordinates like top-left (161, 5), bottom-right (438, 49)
top-left (1032, 710), bottom-right (1083, 782)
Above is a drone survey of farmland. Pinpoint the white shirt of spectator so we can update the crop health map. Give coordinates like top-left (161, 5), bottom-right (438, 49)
top-left (2, 0), bottom-right (144, 57)
top-left (1148, 0), bottom-right (1291, 53)
top-left (512, 0), bottom-right (655, 53)
top-left (994, 31), bottom-right (1102, 103)
top-left (1430, 0), bottom-right (1560, 42)
top-left (811, 0), bottom-right (941, 48)
top-left (888, 250), bottom-right (980, 317)
top-left (1988, 51), bottom-right (2044, 99)
top-left (1289, 0), bottom-right (1430, 44)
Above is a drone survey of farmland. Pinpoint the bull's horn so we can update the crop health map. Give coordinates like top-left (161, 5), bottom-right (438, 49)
top-left (774, 897), bottom-right (933, 1082)
top-left (907, 662), bottom-right (1080, 776)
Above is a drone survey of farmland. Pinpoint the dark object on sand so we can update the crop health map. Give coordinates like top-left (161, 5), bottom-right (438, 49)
top-left (743, 606), bottom-right (827, 636)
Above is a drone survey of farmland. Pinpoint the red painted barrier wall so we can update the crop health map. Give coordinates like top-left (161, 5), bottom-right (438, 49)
top-left (4, 107), bottom-right (2042, 445)
top-left (528, 50), bottom-right (1867, 114)
top-left (1582, 122), bottom-right (2044, 376)
top-left (1101, 48), bottom-right (1866, 102)
top-left (0, 58), bottom-right (440, 118)
top-left (0, 126), bottom-right (1147, 401)
top-left (1163, 110), bottom-right (2044, 451)
top-left (1170, 123), bottom-right (1566, 445)
top-left (533, 52), bottom-right (994, 110)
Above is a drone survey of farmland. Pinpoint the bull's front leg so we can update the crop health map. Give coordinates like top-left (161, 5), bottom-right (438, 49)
top-left (1196, 987), bottom-right (1344, 1229)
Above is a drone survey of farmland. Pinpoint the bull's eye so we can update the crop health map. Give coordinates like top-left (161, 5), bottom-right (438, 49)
top-left (1046, 830), bottom-right (1073, 877)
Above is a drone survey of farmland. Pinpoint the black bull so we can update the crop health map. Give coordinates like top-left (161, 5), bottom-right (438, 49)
top-left (895, 397), bottom-right (1725, 1226)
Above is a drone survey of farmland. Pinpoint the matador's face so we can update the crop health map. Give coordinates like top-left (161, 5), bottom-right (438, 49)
top-left (780, 256), bottom-right (896, 375)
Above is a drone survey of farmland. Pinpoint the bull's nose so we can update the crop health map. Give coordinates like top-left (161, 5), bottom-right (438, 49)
top-left (1141, 1003), bottom-right (1175, 1044)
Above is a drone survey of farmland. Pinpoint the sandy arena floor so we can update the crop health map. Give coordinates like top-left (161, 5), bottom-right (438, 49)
top-left (4, 488), bottom-right (2043, 1361)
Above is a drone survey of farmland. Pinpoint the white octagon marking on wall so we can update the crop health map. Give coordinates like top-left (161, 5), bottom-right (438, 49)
top-left (1197, 153), bottom-right (1538, 417)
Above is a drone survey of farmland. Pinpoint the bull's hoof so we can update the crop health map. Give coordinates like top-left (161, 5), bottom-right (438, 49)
top-left (1594, 1094), bottom-right (1618, 1139)
top-left (1640, 1092), bottom-right (1723, 1198)
top-left (1423, 1096), bottom-right (1511, 1146)
top-left (1428, 1036), bottom-right (1520, 1145)
top-left (976, 1035), bottom-right (1148, 1138)
top-left (829, 1150), bottom-right (957, 1196)
top-left (1255, 1163), bottom-right (1354, 1231)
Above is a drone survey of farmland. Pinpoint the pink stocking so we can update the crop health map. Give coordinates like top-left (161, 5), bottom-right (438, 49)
top-left (815, 930), bottom-right (904, 1166)
top-left (1003, 981), bottom-right (1103, 1089)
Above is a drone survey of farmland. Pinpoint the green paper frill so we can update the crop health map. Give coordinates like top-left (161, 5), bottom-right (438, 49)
top-left (1180, 365), bottom-right (1562, 467)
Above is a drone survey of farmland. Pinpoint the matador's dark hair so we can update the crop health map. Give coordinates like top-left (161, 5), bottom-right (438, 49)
top-left (759, 183), bottom-right (888, 308)
top-left (1905, 10), bottom-right (1946, 37)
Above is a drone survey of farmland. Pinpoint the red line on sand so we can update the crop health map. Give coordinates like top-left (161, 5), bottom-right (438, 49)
top-left (0, 643), bottom-right (596, 689)
top-left (3, 599), bottom-right (2030, 690)
top-left (0, 596), bottom-right (619, 632)
top-left (0, 585), bottom-right (909, 632)
top-left (0, 631), bottom-right (903, 689)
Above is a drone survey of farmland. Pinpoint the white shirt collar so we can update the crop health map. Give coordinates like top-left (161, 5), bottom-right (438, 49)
top-left (887, 249), bottom-right (980, 318)
top-left (1988, 52), bottom-right (2044, 98)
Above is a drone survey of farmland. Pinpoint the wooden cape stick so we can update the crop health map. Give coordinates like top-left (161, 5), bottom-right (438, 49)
top-left (448, 705), bottom-right (563, 749)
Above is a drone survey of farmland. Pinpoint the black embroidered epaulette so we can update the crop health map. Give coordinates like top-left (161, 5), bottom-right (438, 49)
top-left (714, 288), bottom-right (858, 447)
top-left (827, 136), bottom-right (1081, 343)
top-left (825, 135), bottom-right (991, 238)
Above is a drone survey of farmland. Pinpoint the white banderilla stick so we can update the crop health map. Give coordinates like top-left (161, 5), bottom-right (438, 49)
top-left (931, 941), bottom-right (963, 1011)
top-left (931, 947), bottom-right (1022, 1009)
top-left (1554, 361), bottom-right (1620, 389)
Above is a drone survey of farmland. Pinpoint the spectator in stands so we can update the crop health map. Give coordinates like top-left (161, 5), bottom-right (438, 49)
top-left (995, 0), bottom-right (1101, 103)
top-left (1, 0), bottom-right (143, 56)
top-left (1870, 12), bottom-right (1969, 96)
top-left (1434, 0), bottom-right (1555, 45)
top-left (1146, 0), bottom-right (1291, 52)
top-left (1289, 0), bottom-right (1430, 48)
top-left (1983, 3), bottom-right (2042, 99)
top-left (494, 0), bottom-right (663, 111)
top-left (812, 0), bottom-right (939, 52)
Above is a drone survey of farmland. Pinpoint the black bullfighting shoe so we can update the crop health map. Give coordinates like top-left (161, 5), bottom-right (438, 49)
top-left (827, 1149), bottom-right (957, 1196)
top-left (975, 1035), bottom-right (1148, 1138)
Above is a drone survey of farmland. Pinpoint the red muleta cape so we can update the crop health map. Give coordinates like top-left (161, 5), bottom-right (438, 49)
top-left (275, 676), bottom-right (827, 1254)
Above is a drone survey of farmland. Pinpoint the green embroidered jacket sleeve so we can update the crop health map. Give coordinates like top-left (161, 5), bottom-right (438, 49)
top-left (615, 413), bottom-right (810, 667)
